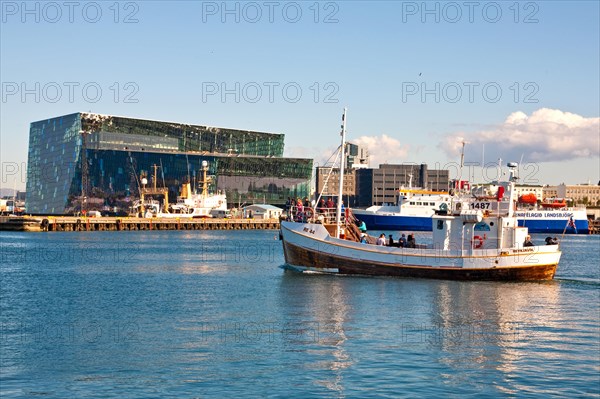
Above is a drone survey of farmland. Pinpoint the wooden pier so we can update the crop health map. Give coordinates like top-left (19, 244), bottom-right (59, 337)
top-left (588, 219), bottom-right (600, 235)
top-left (0, 216), bottom-right (280, 232)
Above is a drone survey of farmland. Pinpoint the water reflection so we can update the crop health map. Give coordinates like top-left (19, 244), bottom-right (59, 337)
top-left (424, 280), bottom-right (565, 393)
top-left (277, 271), bottom-right (573, 396)
top-left (277, 273), bottom-right (354, 396)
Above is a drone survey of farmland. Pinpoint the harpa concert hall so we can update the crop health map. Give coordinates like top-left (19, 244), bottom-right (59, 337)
top-left (26, 112), bottom-right (313, 214)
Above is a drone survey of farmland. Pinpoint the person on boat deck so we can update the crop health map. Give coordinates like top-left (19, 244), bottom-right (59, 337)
top-left (387, 235), bottom-right (395, 247)
top-left (325, 198), bottom-right (334, 210)
top-left (399, 234), bottom-right (407, 247)
top-left (318, 198), bottom-right (326, 213)
top-left (294, 199), bottom-right (304, 221)
top-left (360, 233), bottom-right (368, 244)
top-left (285, 197), bottom-right (292, 212)
top-left (376, 233), bottom-right (386, 246)
top-left (523, 235), bottom-right (534, 247)
top-left (545, 236), bottom-right (558, 245)
top-left (406, 234), bottom-right (416, 248)
top-left (358, 220), bottom-right (367, 233)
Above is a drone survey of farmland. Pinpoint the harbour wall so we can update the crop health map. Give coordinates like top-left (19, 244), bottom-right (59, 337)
top-left (0, 216), bottom-right (280, 232)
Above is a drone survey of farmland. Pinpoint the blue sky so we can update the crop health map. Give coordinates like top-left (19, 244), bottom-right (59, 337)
top-left (1, 0), bottom-right (599, 191)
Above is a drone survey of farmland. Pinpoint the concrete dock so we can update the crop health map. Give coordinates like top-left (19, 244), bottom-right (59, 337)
top-left (0, 216), bottom-right (280, 232)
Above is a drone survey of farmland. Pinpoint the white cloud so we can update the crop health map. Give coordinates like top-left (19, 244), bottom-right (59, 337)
top-left (352, 134), bottom-right (410, 167)
top-left (285, 134), bottom-right (410, 168)
top-left (440, 108), bottom-right (600, 163)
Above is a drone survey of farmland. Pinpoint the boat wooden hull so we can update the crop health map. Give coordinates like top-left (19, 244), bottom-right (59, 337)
top-left (280, 222), bottom-right (559, 281)
top-left (282, 240), bottom-right (557, 281)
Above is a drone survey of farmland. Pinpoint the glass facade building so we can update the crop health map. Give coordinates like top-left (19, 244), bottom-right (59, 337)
top-left (26, 113), bottom-right (312, 214)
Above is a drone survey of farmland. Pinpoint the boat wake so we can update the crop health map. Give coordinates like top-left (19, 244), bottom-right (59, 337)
top-left (554, 277), bottom-right (600, 287)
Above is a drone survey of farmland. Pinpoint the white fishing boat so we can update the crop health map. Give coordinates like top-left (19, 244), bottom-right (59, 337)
top-left (280, 109), bottom-right (562, 281)
top-left (132, 160), bottom-right (227, 218)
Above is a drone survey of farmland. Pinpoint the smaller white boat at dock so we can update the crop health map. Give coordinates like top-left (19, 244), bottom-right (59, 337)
top-left (132, 161), bottom-right (227, 218)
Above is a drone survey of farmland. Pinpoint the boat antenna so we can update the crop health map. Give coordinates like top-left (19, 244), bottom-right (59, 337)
top-left (459, 139), bottom-right (468, 183)
top-left (497, 158), bottom-right (502, 183)
top-left (184, 129), bottom-right (191, 185)
top-left (518, 153), bottom-right (524, 181)
top-left (482, 143), bottom-right (485, 177)
top-left (129, 155), bottom-right (142, 194)
top-left (335, 108), bottom-right (348, 239)
top-left (160, 158), bottom-right (167, 188)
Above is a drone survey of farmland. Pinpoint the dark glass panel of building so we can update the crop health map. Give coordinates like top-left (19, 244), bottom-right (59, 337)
top-left (80, 113), bottom-right (284, 156)
top-left (26, 113), bottom-right (311, 214)
top-left (26, 113), bottom-right (82, 214)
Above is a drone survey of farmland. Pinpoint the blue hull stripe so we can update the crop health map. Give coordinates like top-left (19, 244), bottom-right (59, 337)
top-left (355, 214), bottom-right (589, 234)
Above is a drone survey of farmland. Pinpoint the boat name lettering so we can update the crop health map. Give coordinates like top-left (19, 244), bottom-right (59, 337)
top-left (470, 202), bottom-right (491, 210)
top-left (514, 212), bottom-right (574, 218)
top-left (303, 227), bottom-right (316, 234)
top-left (512, 248), bottom-right (535, 253)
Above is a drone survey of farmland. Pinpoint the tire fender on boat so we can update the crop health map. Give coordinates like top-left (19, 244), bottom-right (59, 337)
top-left (305, 207), bottom-right (314, 219)
top-left (472, 235), bottom-right (484, 249)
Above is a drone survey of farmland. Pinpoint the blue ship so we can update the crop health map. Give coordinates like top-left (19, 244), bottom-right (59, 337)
top-left (352, 188), bottom-right (589, 234)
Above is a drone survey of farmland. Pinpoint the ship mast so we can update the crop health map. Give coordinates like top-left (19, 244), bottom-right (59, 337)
top-left (458, 139), bottom-right (467, 186)
top-left (336, 108), bottom-right (348, 238)
top-left (201, 160), bottom-right (209, 198)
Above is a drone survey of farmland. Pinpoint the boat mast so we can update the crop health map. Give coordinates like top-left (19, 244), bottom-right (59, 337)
top-left (459, 139), bottom-right (467, 188)
top-left (201, 160), bottom-right (209, 198)
top-left (336, 108), bottom-right (348, 238)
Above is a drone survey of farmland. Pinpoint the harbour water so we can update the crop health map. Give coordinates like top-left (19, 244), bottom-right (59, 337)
top-left (1, 231), bottom-right (599, 398)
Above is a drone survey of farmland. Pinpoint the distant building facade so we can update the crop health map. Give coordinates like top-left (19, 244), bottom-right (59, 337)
top-left (514, 185), bottom-right (544, 201)
top-left (26, 112), bottom-right (313, 214)
top-left (316, 163), bottom-right (449, 207)
top-left (315, 168), bottom-right (356, 196)
top-left (356, 164), bottom-right (449, 207)
top-left (544, 183), bottom-right (600, 206)
top-left (345, 142), bottom-right (369, 169)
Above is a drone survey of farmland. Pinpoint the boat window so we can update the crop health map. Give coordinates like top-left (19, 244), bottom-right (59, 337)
top-left (437, 220), bottom-right (444, 230)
